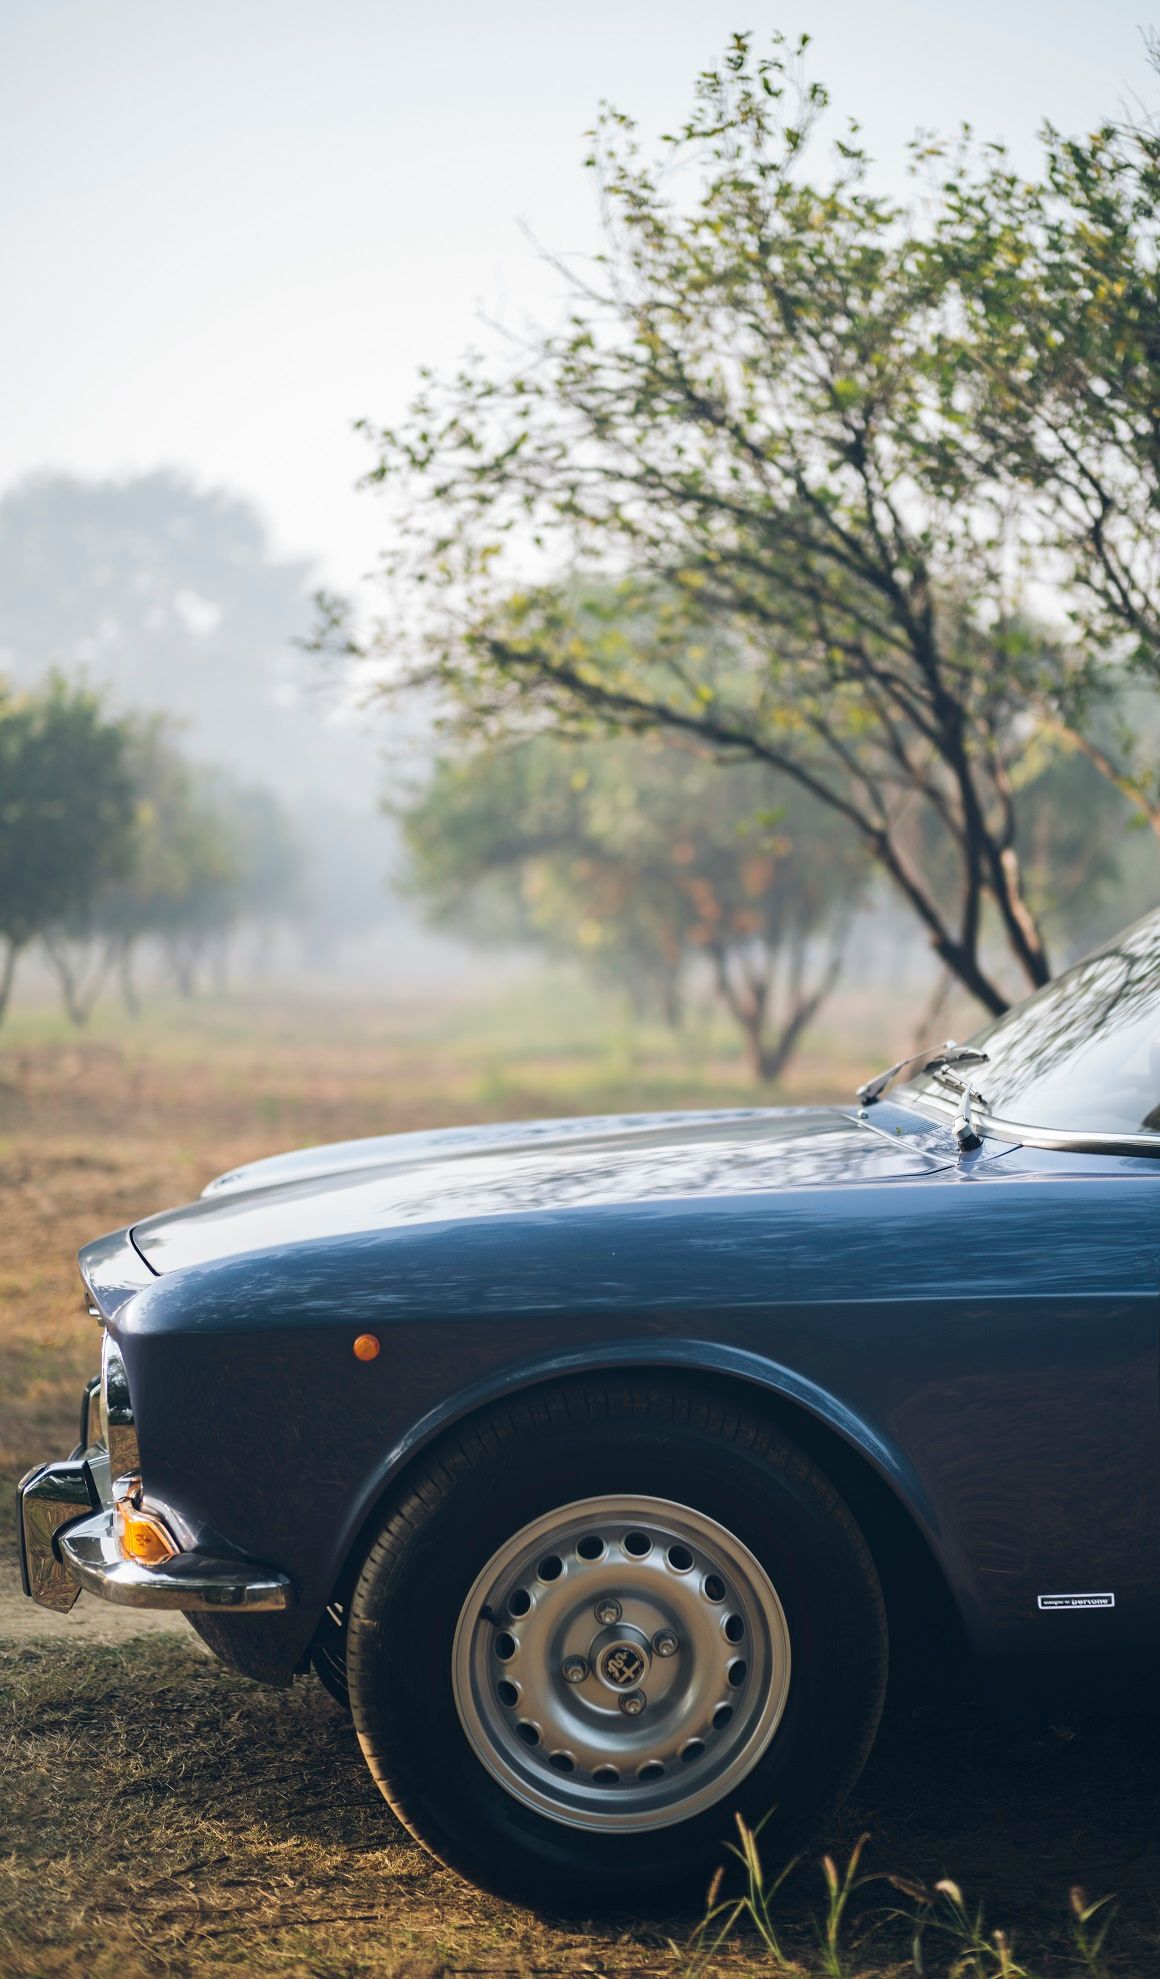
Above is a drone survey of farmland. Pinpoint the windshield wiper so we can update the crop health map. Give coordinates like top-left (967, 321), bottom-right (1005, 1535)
top-left (856, 1040), bottom-right (990, 1107)
top-left (931, 1063), bottom-right (993, 1151)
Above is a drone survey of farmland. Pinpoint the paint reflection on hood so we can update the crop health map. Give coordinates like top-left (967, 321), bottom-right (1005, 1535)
top-left (131, 1106), bottom-right (950, 1276)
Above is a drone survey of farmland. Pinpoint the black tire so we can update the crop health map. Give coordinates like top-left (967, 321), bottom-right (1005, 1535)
top-left (310, 1601), bottom-right (352, 1713)
top-left (346, 1378), bottom-right (887, 1911)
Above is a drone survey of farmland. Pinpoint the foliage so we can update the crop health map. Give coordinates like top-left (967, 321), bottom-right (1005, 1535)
top-left (103, 723), bottom-right (240, 950)
top-left (65, 729), bottom-right (303, 1014)
top-left (399, 731), bottom-right (865, 1079)
top-left (40, 720), bottom-right (239, 1019)
top-left (160, 768), bottom-right (304, 995)
top-left (0, 675), bottom-right (135, 1020)
top-left (341, 32), bottom-right (1160, 1018)
top-left (923, 75), bottom-right (1160, 824)
top-left (0, 688), bottom-right (305, 1025)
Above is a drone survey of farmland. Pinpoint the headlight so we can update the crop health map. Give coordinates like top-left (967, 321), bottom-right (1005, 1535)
top-left (100, 1332), bottom-right (140, 1481)
top-left (82, 1377), bottom-right (101, 1451)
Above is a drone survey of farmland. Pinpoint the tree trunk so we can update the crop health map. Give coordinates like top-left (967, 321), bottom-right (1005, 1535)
top-left (117, 939), bottom-right (141, 1018)
top-left (712, 947), bottom-right (773, 1080)
top-left (168, 940), bottom-right (197, 998)
top-left (755, 949), bottom-right (843, 1084)
top-left (0, 940), bottom-right (21, 1025)
top-left (211, 937), bottom-right (231, 997)
top-left (739, 1004), bottom-right (769, 1082)
top-left (995, 845), bottom-right (1050, 989)
top-left (42, 935), bottom-right (113, 1026)
top-left (42, 938), bottom-right (87, 1027)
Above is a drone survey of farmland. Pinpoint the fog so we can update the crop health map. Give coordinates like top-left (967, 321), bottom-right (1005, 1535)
top-left (2, 1), bottom-right (1156, 1048)
top-left (0, 467), bottom-right (466, 991)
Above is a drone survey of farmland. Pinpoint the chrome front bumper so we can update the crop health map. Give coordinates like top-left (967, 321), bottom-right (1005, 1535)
top-left (58, 1505), bottom-right (293, 1611)
top-left (18, 1452), bottom-right (292, 1617)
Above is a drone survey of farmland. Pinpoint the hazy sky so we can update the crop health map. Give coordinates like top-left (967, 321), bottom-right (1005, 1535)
top-left (3, 0), bottom-right (1155, 592)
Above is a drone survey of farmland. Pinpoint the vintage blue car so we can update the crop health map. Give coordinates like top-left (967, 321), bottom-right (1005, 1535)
top-left (18, 908), bottom-right (1160, 1908)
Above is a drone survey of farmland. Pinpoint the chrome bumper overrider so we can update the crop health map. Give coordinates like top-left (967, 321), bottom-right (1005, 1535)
top-left (18, 1455), bottom-right (292, 1617)
top-left (18, 1459), bottom-right (99, 1613)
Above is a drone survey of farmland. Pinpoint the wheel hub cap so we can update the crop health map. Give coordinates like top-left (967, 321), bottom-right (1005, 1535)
top-left (451, 1494), bottom-right (792, 1832)
top-left (598, 1638), bottom-right (649, 1689)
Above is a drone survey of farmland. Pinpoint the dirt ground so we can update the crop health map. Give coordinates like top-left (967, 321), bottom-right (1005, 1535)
top-left (4, 984), bottom-right (1160, 1977)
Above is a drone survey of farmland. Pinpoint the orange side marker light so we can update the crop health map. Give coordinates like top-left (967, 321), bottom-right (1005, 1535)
top-left (114, 1478), bottom-right (179, 1567)
top-left (353, 1333), bottom-right (381, 1362)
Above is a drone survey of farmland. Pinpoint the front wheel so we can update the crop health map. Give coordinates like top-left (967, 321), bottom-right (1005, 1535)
top-left (346, 1379), bottom-right (886, 1910)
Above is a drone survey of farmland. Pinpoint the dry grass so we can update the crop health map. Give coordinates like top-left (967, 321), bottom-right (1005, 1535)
top-left (7, 1628), bottom-right (1160, 1978)
top-left (4, 977), bottom-right (1160, 1976)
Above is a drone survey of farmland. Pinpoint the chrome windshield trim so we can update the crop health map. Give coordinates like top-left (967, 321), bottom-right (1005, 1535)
top-left (901, 1087), bottom-right (1160, 1159)
top-left (980, 1116), bottom-right (1160, 1157)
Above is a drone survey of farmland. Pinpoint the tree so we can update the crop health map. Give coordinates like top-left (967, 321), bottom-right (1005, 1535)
top-left (194, 776), bottom-right (303, 989)
top-left (922, 75), bottom-right (1160, 830)
top-left (106, 754), bottom-right (302, 1005)
top-left (400, 733), bottom-right (865, 1080)
top-left (0, 471), bottom-right (399, 970)
top-left (0, 676), bottom-right (135, 1021)
top-left (344, 33), bottom-right (1095, 1017)
top-left (90, 723), bottom-right (240, 1011)
top-left (41, 720), bottom-right (304, 1019)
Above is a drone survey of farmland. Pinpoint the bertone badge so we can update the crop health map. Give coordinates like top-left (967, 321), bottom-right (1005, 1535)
top-left (601, 1642), bottom-right (647, 1687)
top-left (1037, 1592), bottom-right (1115, 1611)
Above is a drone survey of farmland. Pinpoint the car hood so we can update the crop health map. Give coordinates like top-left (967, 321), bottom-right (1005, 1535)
top-left (130, 1105), bottom-right (951, 1275)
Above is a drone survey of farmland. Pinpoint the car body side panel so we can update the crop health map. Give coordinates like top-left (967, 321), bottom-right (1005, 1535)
top-left (110, 1164), bottom-right (1160, 1686)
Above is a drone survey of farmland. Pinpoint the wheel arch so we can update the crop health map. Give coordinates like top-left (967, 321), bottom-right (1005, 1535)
top-left (323, 1341), bottom-right (974, 1685)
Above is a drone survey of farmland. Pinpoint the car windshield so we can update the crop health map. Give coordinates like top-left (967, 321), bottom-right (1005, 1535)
top-left (902, 908), bottom-right (1160, 1137)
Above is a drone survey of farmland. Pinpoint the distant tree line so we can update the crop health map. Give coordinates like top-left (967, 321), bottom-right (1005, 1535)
top-left (327, 30), bottom-right (1160, 1079)
top-left (0, 674), bottom-right (300, 1026)
top-left (0, 470), bottom-right (398, 990)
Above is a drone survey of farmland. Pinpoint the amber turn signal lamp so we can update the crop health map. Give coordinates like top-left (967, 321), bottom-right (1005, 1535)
top-left (114, 1478), bottom-right (179, 1568)
top-left (353, 1333), bottom-right (381, 1362)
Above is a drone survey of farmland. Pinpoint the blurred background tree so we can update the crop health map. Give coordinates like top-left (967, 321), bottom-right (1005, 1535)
top-left (401, 733), bottom-right (867, 1079)
top-left (166, 774), bottom-right (302, 998)
top-left (0, 683), bottom-right (306, 1027)
top-left (90, 720), bottom-right (238, 1016)
top-left (0, 676), bottom-right (135, 1022)
top-left (0, 471), bottom-right (401, 987)
top-left (42, 723), bottom-right (304, 1020)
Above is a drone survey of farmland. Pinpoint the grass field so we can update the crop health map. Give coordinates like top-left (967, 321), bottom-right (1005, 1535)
top-left (5, 978), bottom-right (1160, 1977)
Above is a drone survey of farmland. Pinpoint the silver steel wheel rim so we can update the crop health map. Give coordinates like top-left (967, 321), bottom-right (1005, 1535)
top-left (451, 1494), bottom-right (791, 1832)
